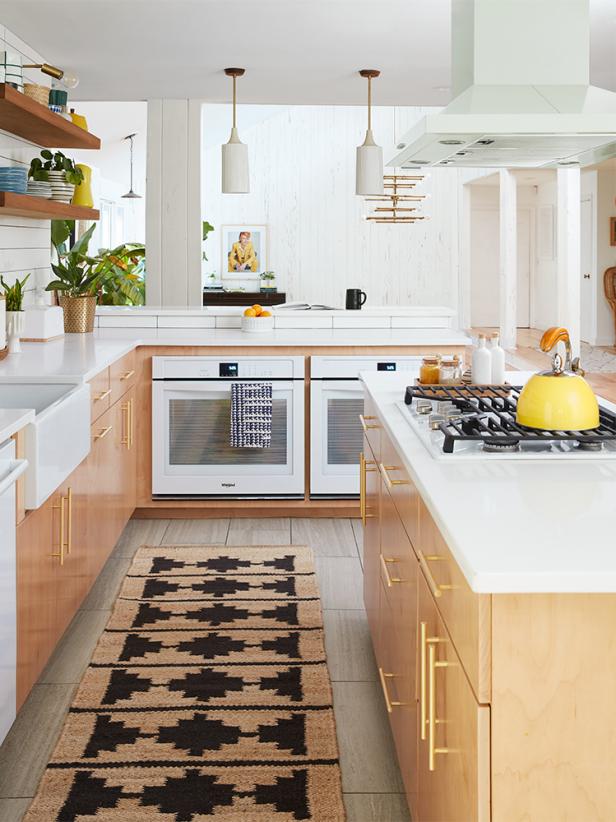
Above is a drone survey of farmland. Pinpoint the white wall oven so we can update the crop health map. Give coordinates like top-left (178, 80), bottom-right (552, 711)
top-left (152, 356), bottom-right (305, 497)
top-left (310, 356), bottom-right (421, 497)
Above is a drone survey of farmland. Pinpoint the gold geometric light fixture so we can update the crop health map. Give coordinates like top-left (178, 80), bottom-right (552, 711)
top-left (221, 67), bottom-right (249, 194)
top-left (364, 174), bottom-right (427, 223)
top-left (355, 69), bottom-right (384, 196)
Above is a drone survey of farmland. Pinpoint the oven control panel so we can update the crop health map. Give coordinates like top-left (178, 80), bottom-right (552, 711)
top-left (152, 356), bottom-right (305, 380)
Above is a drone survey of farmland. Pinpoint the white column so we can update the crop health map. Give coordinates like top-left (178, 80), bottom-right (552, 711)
top-left (556, 167), bottom-right (582, 357)
top-left (146, 99), bottom-right (202, 307)
top-left (499, 168), bottom-right (517, 349)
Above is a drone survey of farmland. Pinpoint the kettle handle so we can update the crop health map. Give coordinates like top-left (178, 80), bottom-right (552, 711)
top-left (540, 326), bottom-right (570, 354)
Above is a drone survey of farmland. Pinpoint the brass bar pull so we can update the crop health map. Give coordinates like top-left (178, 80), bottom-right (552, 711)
top-left (428, 642), bottom-right (452, 771)
top-left (420, 623), bottom-right (447, 742)
top-left (51, 494), bottom-right (66, 566)
top-left (95, 388), bottom-right (111, 402)
top-left (360, 452), bottom-right (366, 525)
top-left (378, 667), bottom-right (402, 714)
top-left (66, 487), bottom-right (72, 555)
top-left (121, 402), bottom-right (130, 448)
top-left (379, 463), bottom-right (410, 490)
top-left (359, 413), bottom-right (379, 432)
top-left (380, 554), bottom-right (402, 587)
top-left (128, 398), bottom-right (133, 450)
top-left (120, 369), bottom-right (135, 381)
top-left (94, 426), bottom-right (113, 441)
top-left (418, 551), bottom-right (442, 598)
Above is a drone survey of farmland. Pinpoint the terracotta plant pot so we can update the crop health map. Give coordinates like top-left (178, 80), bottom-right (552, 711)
top-left (59, 295), bottom-right (96, 333)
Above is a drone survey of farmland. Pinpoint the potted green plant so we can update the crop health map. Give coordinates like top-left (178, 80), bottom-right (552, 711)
top-left (94, 243), bottom-right (146, 306)
top-left (46, 223), bottom-right (102, 332)
top-left (260, 271), bottom-right (277, 292)
top-left (29, 150), bottom-right (84, 203)
top-left (1, 273), bottom-right (30, 353)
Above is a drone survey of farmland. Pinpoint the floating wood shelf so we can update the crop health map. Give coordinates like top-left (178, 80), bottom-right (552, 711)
top-left (0, 191), bottom-right (99, 220)
top-left (0, 84), bottom-right (100, 149)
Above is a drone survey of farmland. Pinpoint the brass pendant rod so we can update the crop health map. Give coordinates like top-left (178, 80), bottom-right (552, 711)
top-left (232, 74), bottom-right (237, 128)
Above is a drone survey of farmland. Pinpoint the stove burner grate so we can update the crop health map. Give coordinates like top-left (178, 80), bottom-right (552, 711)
top-left (404, 384), bottom-right (616, 454)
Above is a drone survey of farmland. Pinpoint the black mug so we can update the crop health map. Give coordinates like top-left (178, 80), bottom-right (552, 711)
top-left (346, 288), bottom-right (367, 310)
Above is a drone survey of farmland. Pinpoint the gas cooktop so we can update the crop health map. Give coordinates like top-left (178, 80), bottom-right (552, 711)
top-left (398, 384), bottom-right (616, 460)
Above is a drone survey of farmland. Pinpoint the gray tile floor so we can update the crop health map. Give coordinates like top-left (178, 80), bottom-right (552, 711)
top-left (0, 517), bottom-right (410, 822)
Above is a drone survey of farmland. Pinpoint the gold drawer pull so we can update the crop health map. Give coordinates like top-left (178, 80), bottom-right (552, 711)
top-left (51, 494), bottom-right (67, 566)
top-left (428, 643), bottom-right (453, 771)
top-left (420, 622), bottom-right (447, 741)
top-left (359, 413), bottom-right (380, 432)
top-left (380, 554), bottom-right (402, 587)
top-left (94, 425), bottom-right (113, 440)
top-left (66, 486), bottom-right (72, 555)
top-left (120, 369), bottom-right (135, 381)
top-left (94, 388), bottom-right (111, 402)
top-left (418, 551), bottom-right (442, 599)
top-left (359, 452), bottom-right (377, 525)
top-left (423, 554), bottom-right (458, 592)
top-left (379, 463), bottom-right (410, 490)
top-left (378, 667), bottom-right (403, 713)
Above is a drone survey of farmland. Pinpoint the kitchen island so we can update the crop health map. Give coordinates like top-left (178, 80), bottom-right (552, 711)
top-left (361, 370), bottom-right (616, 821)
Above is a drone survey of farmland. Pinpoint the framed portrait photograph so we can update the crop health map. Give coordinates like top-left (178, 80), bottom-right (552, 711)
top-left (221, 225), bottom-right (268, 279)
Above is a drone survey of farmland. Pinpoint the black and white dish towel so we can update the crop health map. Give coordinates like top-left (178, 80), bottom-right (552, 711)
top-left (230, 382), bottom-right (273, 448)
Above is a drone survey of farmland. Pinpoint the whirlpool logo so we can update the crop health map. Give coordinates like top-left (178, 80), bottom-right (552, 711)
top-left (221, 482), bottom-right (236, 488)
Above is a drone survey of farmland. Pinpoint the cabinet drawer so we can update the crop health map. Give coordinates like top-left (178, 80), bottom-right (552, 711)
top-left (380, 482), bottom-right (417, 632)
top-left (378, 579), bottom-right (418, 814)
top-left (362, 434), bottom-right (381, 647)
top-left (417, 569), bottom-right (490, 822)
top-left (380, 429), bottom-right (419, 549)
top-left (110, 349), bottom-right (137, 403)
top-left (418, 500), bottom-right (491, 703)
top-left (89, 367), bottom-right (111, 422)
top-left (360, 394), bottom-right (381, 463)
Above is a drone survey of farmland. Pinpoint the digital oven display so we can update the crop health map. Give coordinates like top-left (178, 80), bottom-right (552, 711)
top-left (377, 362), bottom-right (396, 371)
top-left (219, 362), bottom-right (239, 377)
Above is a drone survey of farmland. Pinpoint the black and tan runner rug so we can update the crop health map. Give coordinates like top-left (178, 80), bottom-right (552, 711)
top-left (25, 545), bottom-right (345, 821)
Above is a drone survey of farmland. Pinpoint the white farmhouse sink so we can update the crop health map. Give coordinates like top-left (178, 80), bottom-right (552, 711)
top-left (0, 382), bottom-right (90, 509)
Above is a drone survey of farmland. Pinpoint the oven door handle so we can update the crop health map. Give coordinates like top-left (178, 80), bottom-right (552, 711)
top-left (159, 380), bottom-right (297, 393)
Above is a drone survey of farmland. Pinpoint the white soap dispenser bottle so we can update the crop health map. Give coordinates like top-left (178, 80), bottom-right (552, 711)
top-left (489, 332), bottom-right (506, 384)
top-left (472, 334), bottom-right (492, 384)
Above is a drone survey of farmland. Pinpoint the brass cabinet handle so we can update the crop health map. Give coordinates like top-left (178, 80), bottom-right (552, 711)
top-left (378, 667), bottom-right (403, 714)
top-left (94, 425), bottom-right (113, 441)
top-left (120, 369), bottom-right (135, 381)
top-left (66, 487), bottom-right (72, 555)
top-left (380, 554), bottom-right (402, 587)
top-left (51, 494), bottom-right (66, 565)
top-left (359, 413), bottom-right (380, 432)
top-left (128, 398), bottom-right (133, 450)
top-left (423, 554), bottom-right (458, 592)
top-left (420, 622), bottom-right (447, 742)
top-left (379, 463), bottom-right (410, 489)
top-left (428, 642), bottom-right (453, 771)
top-left (121, 401), bottom-right (131, 449)
top-left (359, 451), bottom-right (376, 526)
top-left (94, 388), bottom-right (111, 402)
top-left (418, 551), bottom-right (443, 598)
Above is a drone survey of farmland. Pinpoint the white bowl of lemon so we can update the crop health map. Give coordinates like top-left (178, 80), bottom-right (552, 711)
top-left (241, 304), bottom-right (274, 333)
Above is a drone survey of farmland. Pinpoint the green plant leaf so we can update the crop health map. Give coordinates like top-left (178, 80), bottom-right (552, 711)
top-left (40, 149), bottom-right (52, 160)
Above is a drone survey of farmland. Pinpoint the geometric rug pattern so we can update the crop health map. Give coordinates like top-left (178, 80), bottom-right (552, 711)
top-left (25, 545), bottom-right (345, 820)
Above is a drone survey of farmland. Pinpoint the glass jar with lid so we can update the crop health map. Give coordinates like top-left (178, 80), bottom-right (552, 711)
top-left (420, 355), bottom-right (441, 385)
top-left (439, 355), bottom-right (462, 385)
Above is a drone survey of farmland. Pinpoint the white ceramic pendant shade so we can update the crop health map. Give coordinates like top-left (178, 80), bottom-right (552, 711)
top-left (356, 69), bottom-right (383, 196)
top-left (222, 68), bottom-right (249, 194)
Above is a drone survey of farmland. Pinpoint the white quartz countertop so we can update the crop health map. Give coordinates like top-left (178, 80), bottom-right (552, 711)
top-left (0, 408), bottom-right (35, 443)
top-left (362, 371), bottom-right (616, 594)
top-left (0, 328), bottom-right (471, 383)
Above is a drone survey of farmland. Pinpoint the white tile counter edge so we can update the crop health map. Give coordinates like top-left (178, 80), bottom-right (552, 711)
top-left (0, 409), bottom-right (35, 444)
top-left (362, 370), bottom-right (616, 594)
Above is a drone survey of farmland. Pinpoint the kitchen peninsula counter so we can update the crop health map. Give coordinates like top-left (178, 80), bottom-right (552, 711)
top-left (362, 370), bottom-right (616, 593)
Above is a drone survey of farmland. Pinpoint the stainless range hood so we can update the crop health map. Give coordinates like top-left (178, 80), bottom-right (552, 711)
top-left (388, 0), bottom-right (616, 169)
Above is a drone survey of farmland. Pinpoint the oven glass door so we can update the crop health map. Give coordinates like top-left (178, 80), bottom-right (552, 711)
top-left (310, 380), bottom-right (363, 496)
top-left (153, 380), bottom-right (304, 495)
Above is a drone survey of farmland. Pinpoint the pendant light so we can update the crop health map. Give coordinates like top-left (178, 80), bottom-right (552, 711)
top-left (222, 67), bottom-right (249, 194)
top-left (356, 69), bottom-right (383, 196)
top-left (121, 133), bottom-right (141, 199)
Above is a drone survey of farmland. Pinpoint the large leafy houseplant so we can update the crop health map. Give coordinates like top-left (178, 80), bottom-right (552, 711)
top-left (29, 150), bottom-right (84, 185)
top-left (46, 223), bottom-right (100, 297)
top-left (94, 243), bottom-right (146, 306)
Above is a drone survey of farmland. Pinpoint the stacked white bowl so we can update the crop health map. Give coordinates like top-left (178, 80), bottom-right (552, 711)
top-left (47, 170), bottom-right (74, 203)
top-left (26, 180), bottom-right (52, 199)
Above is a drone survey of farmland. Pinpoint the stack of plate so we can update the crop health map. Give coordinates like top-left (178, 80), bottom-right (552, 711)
top-left (0, 51), bottom-right (23, 92)
top-left (47, 171), bottom-right (74, 203)
top-left (26, 180), bottom-right (52, 199)
top-left (0, 166), bottom-right (27, 194)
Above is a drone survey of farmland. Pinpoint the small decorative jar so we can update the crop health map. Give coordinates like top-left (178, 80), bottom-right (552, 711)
top-left (420, 355), bottom-right (441, 385)
top-left (439, 355), bottom-right (462, 385)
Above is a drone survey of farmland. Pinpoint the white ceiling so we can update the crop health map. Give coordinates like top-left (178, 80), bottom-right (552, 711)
top-left (0, 1), bottom-right (614, 105)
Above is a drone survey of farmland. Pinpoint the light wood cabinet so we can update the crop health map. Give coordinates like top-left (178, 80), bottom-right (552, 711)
top-left (89, 366), bottom-right (111, 422)
top-left (416, 569), bottom-right (490, 822)
top-left (110, 349), bottom-right (137, 405)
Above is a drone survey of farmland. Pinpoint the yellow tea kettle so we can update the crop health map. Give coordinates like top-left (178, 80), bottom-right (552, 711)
top-left (516, 327), bottom-right (599, 430)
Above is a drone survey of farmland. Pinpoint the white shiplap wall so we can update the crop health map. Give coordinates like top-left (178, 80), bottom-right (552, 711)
top-left (202, 105), bottom-right (462, 309)
top-left (0, 26), bottom-right (52, 304)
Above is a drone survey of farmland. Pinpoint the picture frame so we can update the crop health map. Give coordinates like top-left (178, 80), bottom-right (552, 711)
top-left (221, 225), bottom-right (268, 280)
top-left (610, 217), bottom-right (616, 247)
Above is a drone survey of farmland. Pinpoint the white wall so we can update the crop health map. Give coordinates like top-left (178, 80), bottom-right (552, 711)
top-left (202, 104), bottom-right (461, 309)
top-left (0, 26), bottom-right (52, 304)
